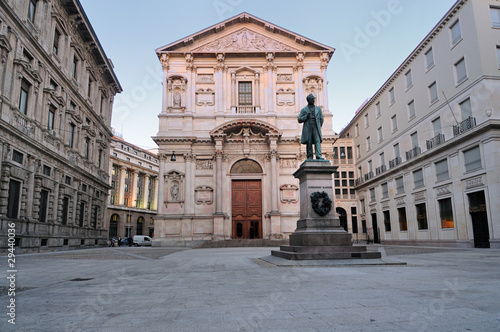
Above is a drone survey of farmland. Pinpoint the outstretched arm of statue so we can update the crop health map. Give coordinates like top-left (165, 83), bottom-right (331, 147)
top-left (298, 109), bottom-right (309, 123)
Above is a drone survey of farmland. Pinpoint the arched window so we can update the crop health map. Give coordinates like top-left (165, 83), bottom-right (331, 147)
top-left (230, 159), bottom-right (262, 174)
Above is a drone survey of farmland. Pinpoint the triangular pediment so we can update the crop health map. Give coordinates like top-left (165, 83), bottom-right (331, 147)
top-left (156, 12), bottom-right (334, 54)
top-left (192, 28), bottom-right (299, 53)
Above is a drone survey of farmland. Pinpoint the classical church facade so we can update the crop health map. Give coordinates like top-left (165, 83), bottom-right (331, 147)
top-left (153, 13), bottom-right (336, 245)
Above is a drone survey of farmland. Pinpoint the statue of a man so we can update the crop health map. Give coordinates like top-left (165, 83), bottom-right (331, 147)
top-left (298, 94), bottom-right (324, 160)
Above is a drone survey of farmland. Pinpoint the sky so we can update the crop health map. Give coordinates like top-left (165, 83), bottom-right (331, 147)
top-left (80, 0), bottom-right (458, 150)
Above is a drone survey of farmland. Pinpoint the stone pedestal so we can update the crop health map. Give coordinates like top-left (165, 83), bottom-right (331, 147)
top-left (271, 160), bottom-right (381, 260)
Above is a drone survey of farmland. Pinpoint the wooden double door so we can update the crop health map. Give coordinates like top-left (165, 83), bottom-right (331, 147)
top-left (232, 180), bottom-right (262, 239)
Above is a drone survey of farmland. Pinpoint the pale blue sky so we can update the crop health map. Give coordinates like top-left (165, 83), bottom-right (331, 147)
top-left (80, 0), bottom-right (457, 150)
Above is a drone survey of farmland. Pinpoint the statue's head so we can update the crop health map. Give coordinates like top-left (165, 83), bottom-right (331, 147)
top-left (306, 94), bottom-right (315, 105)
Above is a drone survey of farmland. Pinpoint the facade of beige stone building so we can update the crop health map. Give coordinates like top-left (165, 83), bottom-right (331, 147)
top-left (341, 0), bottom-right (500, 248)
top-left (106, 135), bottom-right (159, 239)
top-left (0, 0), bottom-right (121, 251)
top-left (153, 13), bottom-right (337, 245)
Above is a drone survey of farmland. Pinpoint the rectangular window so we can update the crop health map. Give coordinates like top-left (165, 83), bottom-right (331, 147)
top-left (408, 100), bottom-right (415, 119)
top-left (429, 82), bottom-right (438, 104)
top-left (333, 147), bottom-right (338, 160)
top-left (79, 202), bottom-right (85, 227)
top-left (383, 211), bottom-right (391, 232)
top-left (355, 124), bottom-right (359, 137)
top-left (84, 138), bottom-right (90, 159)
top-left (416, 203), bottom-right (428, 230)
top-left (238, 82), bottom-right (252, 105)
top-left (366, 136), bottom-right (371, 151)
top-left (124, 198), bottom-right (129, 207)
top-left (455, 58), bottom-right (467, 84)
top-left (432, 117), bottom-right (442, 136)
top-left (459, 98), bottom-right (472, 120)
top-left (28, 0), bottom-right (37, 22)
top-left (7, 179), bottom-right (22, 219)
top-left (39, 189), bottom-right (48, 223)
top-left (413, 169), bottom-right (424, 188)
top-left (72, 56), bottom-right (78, 79)
top-left (87, 78), bottom-right (92, 98)
top-left (352, 216), bottom-right (358, 234)
top-left (65, 176), bottom-right (71, 185)
top-left (42, 165), bottom-right (51, 176)
top-left (464, 146), bottom-right (481, 172)
top-left (19, 79), bottom-right (30, 115)
top-left (61, 196), bottom-right (69, 225)
top-left (370, 188), bottom-right (375, 202)
top-left (339, 147), bottom-right (346, 159)
top-left (356, 145), bottom-right (360, 158)
top-left (435, 159), bottom-right (449, 182)
top-left (439, 198), bottom-right (454, 228)
top-left (497, 46), bottom-right (500, 68)
top-left (364, 113), bottom-right (369, 128)
top-left (48, 105), bottom-right (56, 131)
top-left (391, 115), bottom-right (397, 132)
top-left (98, 149), bottom-right (103, 168)
top-left (368, 160), bottom-right (373, 173)
top-left (396, 176), bottom-right (404, 194)
top-left (398, 207), bottom-right (408, 231)
top-left (53, 29), bottom-right (60, 55)
top-left (411, 132), bottom-right (418, 148)
top-left (92, 206), bottom-right (98, 229)
top-left (81, 184), bottom-right (87, 192)
top-left (377, 127), bottom-right (383, 143)
top-left (12, 150), bottom-right (24, 164)
top-left (69, 123), bottom-right (75, 149)
top-left (125, 183), bottom-right (129, 192)
top-left (111, 196), bottom-right (115, 204)
top-left (360, 199), bottom-right (365, 214)
top-left (389, 88), bottom-right (395, 105)
top-left (381, 183), bottom-right (388, 198)
top-left (405, 70), bottom-right (412, 89)
top-left (349, 172), bottom-right (354, 179)
top-left (376, 102), bottom-right (381, 117)
top-left (347, 147), bottom-right (352, 159)
top-left (450, 20), bottom-right (462, 45)
top-left (425, 48), bottom-right (434, 70)
top-left (380, 152), bottom-right (385, 167)
top-left (394, 143), bottom-right (400, 158)
top-left (361, 220), bottom-right (367, 233)
top-left (491, 7), bottom-right (500, 27)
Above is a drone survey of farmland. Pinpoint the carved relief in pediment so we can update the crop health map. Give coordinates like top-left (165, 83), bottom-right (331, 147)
top-left (193, 28), bottom-right (299, 52)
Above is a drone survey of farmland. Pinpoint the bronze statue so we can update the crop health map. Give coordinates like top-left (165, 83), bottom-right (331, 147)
top-left (298, 94), bottom-right (324, 160)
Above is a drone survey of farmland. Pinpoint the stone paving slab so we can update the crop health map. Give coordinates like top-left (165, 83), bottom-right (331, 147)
top-left (0, 246), bottom-right (499, 332)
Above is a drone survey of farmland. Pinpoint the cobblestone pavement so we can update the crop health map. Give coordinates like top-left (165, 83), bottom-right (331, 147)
top-left (1, 245), bottom-right (499, 332)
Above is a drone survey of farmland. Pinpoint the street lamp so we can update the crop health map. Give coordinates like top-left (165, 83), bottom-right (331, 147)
top-left (170, 151), bottom-right (176, 162)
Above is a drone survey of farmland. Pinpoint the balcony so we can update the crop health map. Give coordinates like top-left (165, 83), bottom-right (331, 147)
top-left (405, 146), bottom-right (421, 161)
top-left (453, 116), bottom-right (476, 137)
top-left (426, 133), bottom-right (445, 150)
top-left (235, 106), bottom-right (256, 113)
top-left (355, 177), bottom-right (364, 186)
top-left (389, 157), bottom-right (402, 169)
top-left (364, 172), bottom-right (374, 181)
top-left (376, 165), bottom-right (387, 175)
top-left (332, 158), bottom-right (354, 165)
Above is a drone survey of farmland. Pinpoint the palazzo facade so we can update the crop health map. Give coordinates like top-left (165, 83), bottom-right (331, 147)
top-left (0, 0), bottom-right (121, 252)
top-left (341, 0), bottom-right (500, 248)
top-left (153, 13), bottom-right (336, 245)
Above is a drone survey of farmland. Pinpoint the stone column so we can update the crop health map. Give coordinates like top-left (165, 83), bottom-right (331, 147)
top-left (320, 53), bottom-right (329, 112)
top-left (158, 154), bottom-right (166, 214)
top-left (160, 54), bottom-right (169, 113)
top-left (213, 149), bottom-right (224, 240)
top-left (231, 72), bottom-right (236, 112)
top-left (152, 176), bottom-right (159, 211)
top-left (142, 174), bottom-right (150, 210)
top-left (184, 153), bottom-right (195, 215)
top-left (254, 73), bottom-right (260, 111)
top-left (33, 176), bottom-right (42, 221)
top-left (131, 170), bottom-right (138, 208)
top-left (25, 156), bottom-right (37, 220)
top-left (117, 166), bottom-right (126, 205)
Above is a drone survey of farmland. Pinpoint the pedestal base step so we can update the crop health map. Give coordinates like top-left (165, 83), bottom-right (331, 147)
top-left (271, 246), bottom-right (382, 260)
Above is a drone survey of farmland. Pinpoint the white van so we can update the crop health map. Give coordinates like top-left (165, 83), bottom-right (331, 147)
top-left (133, 235), bottom-right (152, 246)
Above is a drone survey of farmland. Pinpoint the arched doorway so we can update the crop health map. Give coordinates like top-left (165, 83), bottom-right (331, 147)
top-left (336, 207), bottom-right (348, 232)
top-left (136, 217), bottom-right (144, 236)
top-left (231, 159), bottom-right (263, 239)
top-left (109, 214), bottom-right (119, 238)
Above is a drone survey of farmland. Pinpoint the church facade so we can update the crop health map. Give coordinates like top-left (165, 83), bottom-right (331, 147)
top-left (153, 13), bottom-right (336, 245)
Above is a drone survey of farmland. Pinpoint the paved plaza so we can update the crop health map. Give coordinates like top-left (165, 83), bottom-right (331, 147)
top-left (1, 245), bottom-right (500, 332)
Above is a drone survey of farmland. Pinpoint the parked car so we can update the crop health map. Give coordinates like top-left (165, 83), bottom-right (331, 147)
top-left (133, 235), bottom-right (153, 246)
top-left (120, 237), bottom-right (130, 246)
